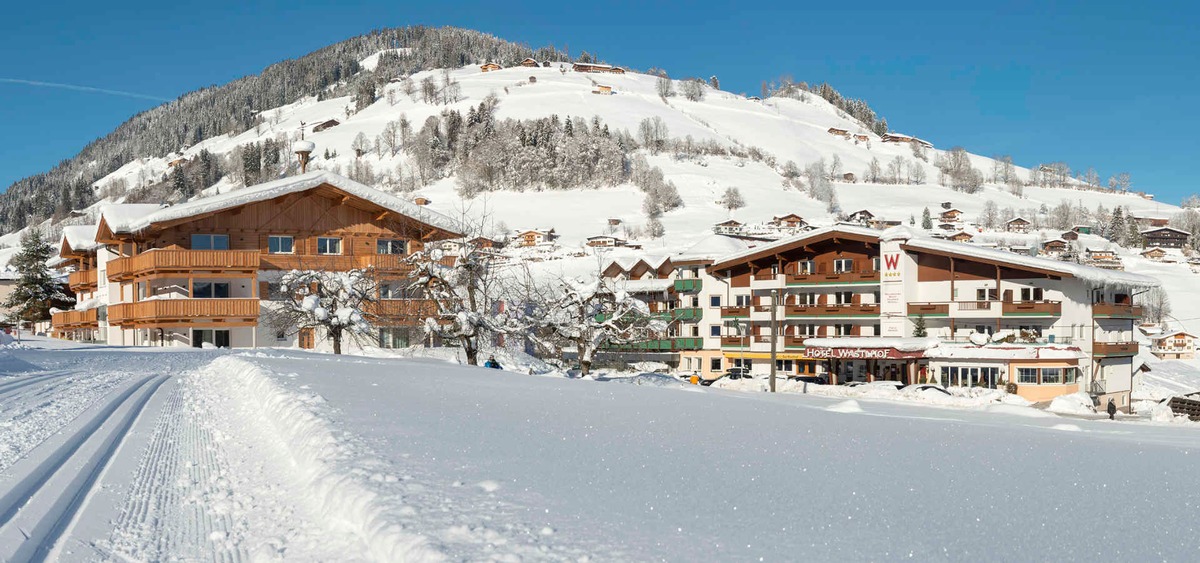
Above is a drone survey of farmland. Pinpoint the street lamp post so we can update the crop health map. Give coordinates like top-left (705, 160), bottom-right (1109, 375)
top-left (770, 288), bottom-right (778, 393)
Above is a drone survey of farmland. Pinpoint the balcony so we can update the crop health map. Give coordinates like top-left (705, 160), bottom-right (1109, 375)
top-left (672, 307), bottom-right (704, 321)
top-left (107, 250), bottom-right (260, 282)
top-left (785, 304), bottom-right (880, 317)
top-left (1093, 303), bottom-right (1144, 319)
top-left (721, 306), bottom-right (750, 318)
top-left (787, 270), bottom-right (880, 286)
top-left (1093, 341), bottom-right (1138, 357)
top-left (673, 279), bottom-right (703, 292)
top-left (1001, 300), bottom-right (1062, 317)
top-left (259, 253), bottom-right (413, 275)
top-left (51, 308), bottom-right (99, 329)
top-left (721, 336), bottom-right (750, 348)
top-left (108, 298), bottom-right (259, 328)
top-left (68, 269), bottom-right (98, 292)
top-left (367, 299), bottom-right (437, 324)
top-left (907, 303), bottom-right (950, 316)
top-left (672, 337), bottom-right (704, 351)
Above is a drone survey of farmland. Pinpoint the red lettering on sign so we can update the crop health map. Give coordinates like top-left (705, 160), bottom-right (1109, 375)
top-left (884, 254), bottom-right (900, 270)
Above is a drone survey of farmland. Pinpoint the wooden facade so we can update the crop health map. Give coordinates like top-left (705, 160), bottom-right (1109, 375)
top-left (480, 62), bottom-right (502, 72)
top-left (571, 62), bottom-right (626, 74)
top-left (1140, 227), bottom-right (1188, 249)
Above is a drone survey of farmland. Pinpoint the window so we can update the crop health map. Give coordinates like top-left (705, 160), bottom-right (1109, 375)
top-left (835, 324), bottom-right (853, 336)
top-left (381, 282), bottom-right (423, 300)
top-left (265, 282), bottom-right (287, 301)
top-left (1041, 368), bottom-right (1062, 384)
top-left (710, 357), bottom-right (722, 371)
top-left (798, 324), bottom-right (817, 336)
top-left (268, 235), bottom-right (294, 254)
top-left (317, 237), bottom-right (342, 255)
top-left (834, 291), bottom-right (853, 305)
top-left (710, 325), bottom-right (721, 337)
top-left (775, 359), bottom-right (794, 372)
top-left (710, 295), bottom-right (721, 308)
top-left (735, 295), bottom-right (751, 307)
top-left (191, 234), bottom-right (229, 250)
top-left (193, 282), bottom-right (230, 299)
top-left (378, 327), bottom-right (412, 348)
top-left (690, 325), bottom-right (700, 337)
top-left (833, 259), bottom-right (854, 273)
top-left (1018, 368), bottom-right (1038, 384)
top-left (274, 328), bottom-right (287, 341)
top-left (377, 239), bottom-right (406, 254)
top-left (872, 257), bottom-right (881, 271)
top-left (796, 293), bottom-right (817, 306)
top-left (733, 358), bottom-right (752, 369)
top-left (796, 260), bottom-right (814, 274)
top-left (192, 329), bottom-right (230, 348)
top-left (1020, 287), bottom-right (1044, 301)
top-left (976, 288), bottom-right (997, 301)
top-left (872, 324), bottom-right (881, 336)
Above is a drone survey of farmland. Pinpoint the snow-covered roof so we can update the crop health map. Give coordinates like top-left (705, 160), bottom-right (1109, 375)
top-left (61, 224), bottom-right (100, 252)
top-left (1007, 216), bottom-right (1029, 223)
top-left (98, 203), bottom-right (165, 232)
top-left (291, 140), bottom-right (316, 153)
top-left (1043, 238), bottom-right (1067, 245)
top-left (1139, 226), bottom-right (1190, 235)
top-left (711, 224), bottom-right (880, 268)
top-left (614, 279), bottom-right (674, 293)
top-left (109, 171), bottom-right (461, 236)
top-left (677, 234), bottom-right (751, 261)
top-left (1140, 247), bottom-right (1166, 254)
top-left (883, 227), bottom-right (1159, 289)
top-left (925, 345), bottom-right (1086, 361)
top-left (1153, 331), bottom-right (1197, 340)
top-left (803, 337), bottom-right (941, 352)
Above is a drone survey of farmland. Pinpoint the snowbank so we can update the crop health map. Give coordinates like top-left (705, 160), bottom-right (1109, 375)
top-left (1047, 392), bottom-right (1096, 415)
top-left (190, 356), bottom-right (441, 561)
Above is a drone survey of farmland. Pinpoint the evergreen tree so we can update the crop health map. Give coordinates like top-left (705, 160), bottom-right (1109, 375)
top-left (2, 230), bottom-right (72, 324)
top-left (912, 315), bottom-right (927, 337)
top-left (921, 207), bottom-right (933, 230)
top-left (1109, 207), bottom-right (1127, 244)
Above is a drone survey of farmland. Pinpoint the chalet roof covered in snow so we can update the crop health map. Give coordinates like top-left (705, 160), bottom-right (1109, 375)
top-left (709, 224), bottom-right (880, 270)
top-left (1139, 226), bottom-right (1190, 235)
top-left (1153, 330), bottom-right (1197, 340)
top-left (106, 171), bottom-right (462, 236)
top-left (60, 224), bottom-right (101, 252)
top-left (614, 278), bottom-right (675, 293)
top-left (883, 227), bottom-right (1159, 289)
top-left (97, 204), bottom-right (166, 233)
top-left (676, 234), bottom-right (751, 261)
top-left (926, 345), bottom-right (1086, 360)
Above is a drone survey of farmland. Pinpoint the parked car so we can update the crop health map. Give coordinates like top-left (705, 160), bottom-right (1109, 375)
top-left (904, 383), bottom-right (952, 396)
top-left (788, 375), bottom-right (828, 385)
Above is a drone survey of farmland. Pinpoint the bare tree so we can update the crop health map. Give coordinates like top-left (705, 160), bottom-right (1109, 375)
top-left (1138, 287), bottom-right (1171, 325)
top-left (269, 269), bottom-right (377, 355)
top-left (352, 132), bottom-right (371, 158)
top-left (655, 71), bottom-right (674, 99)
top-left (680, 78), bottom-right (706, 101)
top-left (718, 186), bottom-right (746, 212)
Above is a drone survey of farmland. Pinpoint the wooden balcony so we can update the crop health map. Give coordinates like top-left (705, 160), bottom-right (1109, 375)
top-left (1093, 341), bottom-right (1138, 357)
top-left (259, 253), bottom-right (413, 275)
top-left (720, 336), bottom-right (750, 347)
top-left (367, 299), bottom-right (437, 324)
top-left (107, 250), bottom-right (260, 282)
top-left (1093, 303), bottom-right (1143, 319)
top-left (1001, 300), bottom-right (1062, 317)
top-left (721, 306), bottom-right (750, 318)
top-left (785, 304), bottom-right (880, 317)
top-left (108, 298), bottom-right (259, 328)
top-left (907, 303), bottom-right (950, 316)
top-left (787, 270), bottom-right (880, 285)
top-left (51, 308), bottom-right (99, 329)
top-left (785, 335), bottom-right (808, 348)
top-left (68, 269), bottom-right (98, 292)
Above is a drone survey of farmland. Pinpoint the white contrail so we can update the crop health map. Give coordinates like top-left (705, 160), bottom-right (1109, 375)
top-left (0, 78), bottom-right (171, 102)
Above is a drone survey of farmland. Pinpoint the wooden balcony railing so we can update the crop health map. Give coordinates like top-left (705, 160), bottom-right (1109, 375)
top-left (1093, 303), bottom-right (1144, 318)
top-left (1093, 341), bottom-right (1138, 357)
top-left (721, 306), bottom-right (750, 318)
top-left (51, 308), bottom-right (99, 329)
top-left (785, 335), bottom-right (809, 348)
top-left (788, 270), bottom-right (880, 285)
top-left (108, 298), bottom-right (259, 328)
top-left (1001, 300), bottom-right (1062, 316)
top-left (366, 299), bottom-right (437, 323)
top-left (259, 253), bottom-right (412, 274)
top-left (107, 250), bottom-right (261, 282)
top-left (720, 336), bottom-right (750, 347)
top-left (907, 303), bottom-right (950, 316)
top-left (68, 269), bottom-right (98, 291)
top-left (753, 271), bottom-right (779, 280)
top-left (785, 304), bottom-right (880, 317)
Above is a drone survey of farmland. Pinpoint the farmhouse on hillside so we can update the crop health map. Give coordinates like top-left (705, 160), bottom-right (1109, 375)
top-left (1005, 217), bottom-right (1030, 233)
top-left (572, 62), bottom-right (626, 74)
top-left (1139, 226), bottom-right (1189, 249)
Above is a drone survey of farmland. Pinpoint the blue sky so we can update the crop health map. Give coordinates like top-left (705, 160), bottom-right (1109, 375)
top-left (1, 0), bottom-right (1195, 203)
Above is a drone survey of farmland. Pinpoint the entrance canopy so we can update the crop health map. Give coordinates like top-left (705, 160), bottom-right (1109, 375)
top-left (802, 337), bottom-right (939, 360)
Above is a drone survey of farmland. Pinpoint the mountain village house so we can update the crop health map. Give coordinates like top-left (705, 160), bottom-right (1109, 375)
top-left (311, 119), bottom-right (340, 133)
top-left (770, 214), bottom-right (807, 229)
top-left (949, 231), bottom-right (974, 243)
top-left (940, 208), bottom-right (964, 222)
top-left (693, 225), bottom-right (1156, 408)
top-left (1150, 331), bottom-right (1196, 360)
top-left (1061, 230), bottom-right (1079, 241)
top-left (1139, 226), bottom-right (1189, 249)
top-left (1140, 247), bottom-right (1167, 261)
top-left (586, 235), bottom-right (626, 248)
top-left (713, 220), bottom-right (743, 235)
top-left (571, 63), bottom-right (626, 74)
top-left (827, 127), bottom-right (850, 138)
top-left (879, 133), bottom-right (934, 148)
top-left (1042, 239), bottom-right (1068, 257)
top-left (480, 62), bottom-right (502, 72)
top-left (50, 171), bottom-right (460, 351)
top-left (514, 229), bottom-right (558, 247)
top-left (1005, 217), bottom-right (1030, 233)
top-left (520, 58), bottom-right (541, 67)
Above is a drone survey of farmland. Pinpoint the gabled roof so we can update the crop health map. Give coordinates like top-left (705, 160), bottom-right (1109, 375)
top-left (59, 224), bottom-right (100, 255)
top-left (1006, 216), bottom-right (1030, 223)
top-left (1154, 331), bottom-right (1198, 340)
top-left (1139, 226), bottom-right (1190, 236)
top-left (709, 225), bottom-right (880, 271)
top-left (1043, 238), bottom-right (1067, 245)
top-left (676, 234), bottom-right (751, 262)
top-left (941, 208), bottom-right (963, 214)
top-left (99, 171), bottom-right (461, 237)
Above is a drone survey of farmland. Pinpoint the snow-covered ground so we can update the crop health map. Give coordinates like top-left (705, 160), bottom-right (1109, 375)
top-left (3, 337), bottom-right (1200, 561)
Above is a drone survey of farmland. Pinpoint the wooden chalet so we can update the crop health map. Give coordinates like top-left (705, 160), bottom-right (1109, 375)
top-left (1140, 247), bottom-right (1167, 261)
top-left (520, 58), bottom-right (541, 68)
top-left (1005, 217), bottom-right (1031, 233)
top-left (515, 229), bottom-right (558, 247)
top-left (593, 85), bottom-right (613, 95)
top-left (56, 171), bottom-right (461, 350)
top-left (827, 127), bottom-right (850, 137)
top-left (572, 62), bottom-right (626, 74)
top-left (311, 119), bottom-right (341, 133)
top-left (845, 210), bottom-right (875, 224)
top-left (879, 133), bottom-right (933, 148)
top-left (949, 231), bottom-right (974, 243)
top-left (480, 62), bottom-right (502, 72)
top-left (1072, 225), bottom-right (1092, 235)
top-left (1042, 239), bottom-right (1068, 255)
top-left (853, 134), bottom-right (870, 142)
top-left (713, 219), bottom-right (743, 235)
top-left (413, 196), bottom-right (432, 206)
top-left (770, 213), bottom-right (807, 229)
top-left (940, 208), bottom-right (964, 222)
top-left (1139, 226), bottom-right (1189, 249)
top-left (1061, 230), bottom-right (1079, 241)
top-left (587, 235), bottom-right (625, 248)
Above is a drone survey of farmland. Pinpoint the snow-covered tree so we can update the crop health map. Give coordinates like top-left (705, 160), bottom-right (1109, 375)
top-left (638, 117), bottom-right (669, 154)
top-left (921, 207), bottom-right (933, 230)
top-left (718, 186), bottom-right (746, 213)
top-left (407, 242), bottom-right (516, 366)
top-left (865, 157), bottom-right (882, 183)
top-left (352, 132), bottom-right (371, 158)
top-left (530, 277), bottom-right (667, 377)
top-left (1138, 287), bottom-right (1171, 325)
top-left (2, 229), bottom-right (72, 324)
top-left (680, 78), bottom-right (706, 101)
top-left (655, 72), bottom-right (674, 99)
top-left (270, 269), bottom-right (376, 354)
top-left (980, 200), bottom-right (999, 229)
